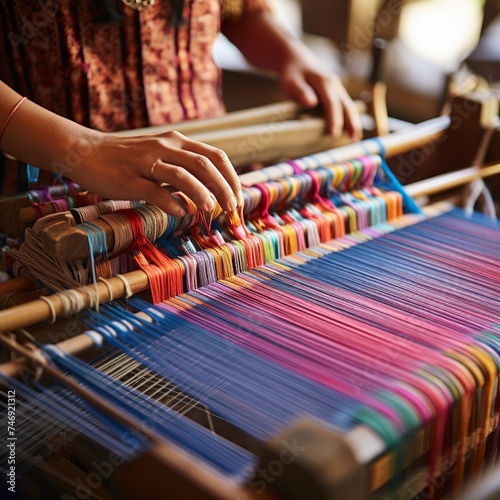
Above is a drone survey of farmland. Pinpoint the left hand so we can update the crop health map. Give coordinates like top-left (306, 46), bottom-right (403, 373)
top-left (280, 61), bottom-right (363, 141)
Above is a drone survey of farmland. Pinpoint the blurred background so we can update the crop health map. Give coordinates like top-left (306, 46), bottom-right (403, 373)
top-left (217, 0), bottom-right (500, 123)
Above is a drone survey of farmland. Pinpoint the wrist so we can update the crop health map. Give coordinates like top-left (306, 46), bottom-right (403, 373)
top-left (51, 125), bottom-right (105, 181)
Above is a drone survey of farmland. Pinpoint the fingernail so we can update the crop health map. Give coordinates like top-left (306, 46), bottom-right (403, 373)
top-left (176, 206), bottom-right (187, 217)
top-left (203, 197), bottom-right (215, 212)
top-left (307, 94), bottom-right (318, 107)
top-left (227, 195), bottom-right (237, 212)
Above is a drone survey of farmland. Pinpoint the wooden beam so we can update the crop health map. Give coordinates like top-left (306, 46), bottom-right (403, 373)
top-left (405, 162), bottom-right (500, 199)
top-left (113, 100), bottom-right (303, 138)
top-left (239, 115), bottom-right (449, 185)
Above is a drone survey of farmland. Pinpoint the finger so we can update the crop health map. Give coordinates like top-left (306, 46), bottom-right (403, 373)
top-left (282, 72), bottom-right (318, 108)
top-left (150, 160), bottom-right (214, 212)
top-left (125, 178), bottom-right (188, 217)
top-left (178, 137), bottom-right (242, 198)
top-left (160, 146), bottom-right (238, 212)
top-left (317, 83), bottom-right (344, 138)
top-left (342, 96), bottom-right (363, 141)
top-left (304, 73), bottom-right (345, 138)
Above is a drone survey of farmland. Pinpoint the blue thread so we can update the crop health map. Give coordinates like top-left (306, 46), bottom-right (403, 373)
top-left (27, 164), bottom-right (40, 184)
top-left (368, 137), bottom-right (421, 214)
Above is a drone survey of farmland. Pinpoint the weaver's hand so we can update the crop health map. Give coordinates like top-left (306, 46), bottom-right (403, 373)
top-left (71, 131), bottom-right (242, 217)
top-left (280, 62), bottom-right (362, 141)
top-left (222, 8), bottom-right (362, 141)
top-left (0, 80), bottom-right (242, 217)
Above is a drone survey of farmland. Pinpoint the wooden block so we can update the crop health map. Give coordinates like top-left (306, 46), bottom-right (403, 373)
top-left (40, 219), bottom-right (114, 262)
top-left (0, 193), bottom-right (31, 236)
top-left (257, 419), bottom-right (367, 500)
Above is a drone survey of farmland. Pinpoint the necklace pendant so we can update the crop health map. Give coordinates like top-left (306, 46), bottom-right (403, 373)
top-left (121, 0), bottom-right (156, 11)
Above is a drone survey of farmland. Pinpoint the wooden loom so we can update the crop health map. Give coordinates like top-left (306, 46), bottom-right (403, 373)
top-left (0, 92), bottom-right (500, 500)
top-left (0, 94), bottom-right (414, 238)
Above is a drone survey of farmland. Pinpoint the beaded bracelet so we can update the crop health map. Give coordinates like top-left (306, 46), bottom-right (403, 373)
top-left (0, 96), bottom-right (27, 146)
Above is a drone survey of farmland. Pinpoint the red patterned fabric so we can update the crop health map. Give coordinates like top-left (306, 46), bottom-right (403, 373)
top-left (0, 0), bottom-right (267, 133)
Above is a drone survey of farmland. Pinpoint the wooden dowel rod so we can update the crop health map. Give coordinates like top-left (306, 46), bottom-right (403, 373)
top-left (0, 270), bottom-right (149, 332)
top-left (239, 115), bottom-right (450, 185)
top-left (188, 117), bottom-right (339, 168)
top-left (190, 116), bottom-right (325, 149)
top-left (114, 100), bottom-right (304, 137)
top-left (405, 163), bottom-right (500, 198)
top-left (233, 133), bottom-right (351, 168)
top-left (114, 99), bottom-right (366, 139)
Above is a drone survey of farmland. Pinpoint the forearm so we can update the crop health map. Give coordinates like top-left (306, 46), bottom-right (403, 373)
top-left (0, 81), bottom-right (100, 177)
top-left (222, 9), bottom-right (314, 74)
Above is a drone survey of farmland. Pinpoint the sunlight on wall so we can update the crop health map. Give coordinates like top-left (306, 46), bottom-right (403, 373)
top-left (399, 0), bottom-right (483, 67)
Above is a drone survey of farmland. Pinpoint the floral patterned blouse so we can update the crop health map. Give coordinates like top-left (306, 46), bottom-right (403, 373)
top-left (0, 0), bottom-right (269, 132)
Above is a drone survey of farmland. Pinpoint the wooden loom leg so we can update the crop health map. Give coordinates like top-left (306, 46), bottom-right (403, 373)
top-left (366, 81), bottom-right (390, 137)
